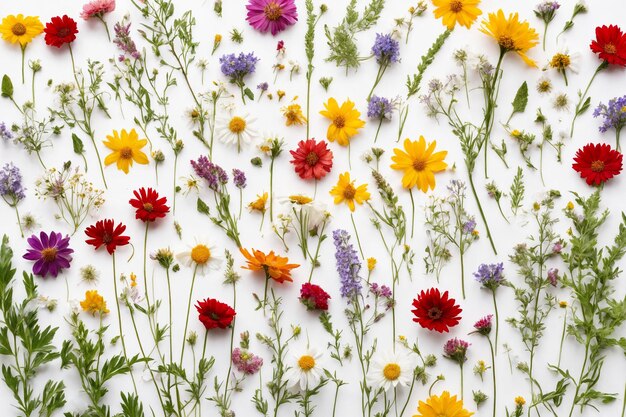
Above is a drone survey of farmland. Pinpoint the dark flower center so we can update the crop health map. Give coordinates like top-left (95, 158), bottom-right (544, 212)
top-left (41, 247), bottom-right (58, 262)
top-left (604, 43), bottom-right (617, 54)
top-left (412, 159), bottom-right (426, 171)
top-left (498, 35), bottom-right (516, 51)
top-left (333, 115), bottom-right (346, 129)
top-left (343, 184), bottom-right (356, 199)
top-left (57, 27), bottom-right (71, 38)
top-left (101, 232), bottom-right (113, 244)
top-left (450, 0), bottom-right (463, 13)
top-left (427, 307), bottom-right (443, 320)
top-left (590, 160), bottom-right (605, 172)
top-left (550, 53), bottom-right (571, 69)
top-left (210, 312), bottom-right (220, 320)
top-left (143, 202), bottom-right (154, 212)
top-left (12, 23), bottom-right (26, 36)
top-left (120, 147), bottom-right (133, 159)
top-left (264, 1), bottom-right (283, 21)
top-left (305, 151), bottom-right (320, 166)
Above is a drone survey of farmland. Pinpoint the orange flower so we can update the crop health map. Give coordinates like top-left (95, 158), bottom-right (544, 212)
top-left (240, 248), bottom-right (299, 283)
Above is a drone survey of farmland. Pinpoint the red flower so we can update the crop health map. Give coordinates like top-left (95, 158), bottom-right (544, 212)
top-left (129, 187), bottom-right (170, 222)
top-left (411, 288), bottom-right (462, 333)
top-left (572, 142), bottom-right (623, 186)
top-left (289, 139), bottom-right (333, 180)
top-left (590, 25), bottom-right (626, 66)
top-left (84, 219), bottom-right (130, 255)
top-left (299, 282), bottom-right (331, 311)
top-left (44, 15), bottom-right (78, 48)
top-left (196, 298), bottom-right (236, 330)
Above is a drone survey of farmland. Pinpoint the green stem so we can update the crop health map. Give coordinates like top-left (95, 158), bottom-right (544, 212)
top-left (269, 158), bottom-right (275, 223)
top-left (492, 290), bottom-right (499, 354)
top-left (460, 363), bottom-right (464, 401)
top-left (468, 171), bottom-right (497, 254)
top-left (570, 62), bottom-right (607, 138)
top-left (31, 67), bottom-right (36, 107)
top-left (557, 309), bottom-right (567, 369)
top-left (409, 188), bottom-right (415, 239)
top-left (460, 251), bottom-right (465, 299)
top-left (172, 153), bottom-right (178, 215)
top-left (567, 340), bottom-right (590, 417)
top-left (542, 23), bottom-right (548, 51)
top-left (14, 205), bottom-right (23, 238)
top-left (306, 74), bottom-right (312, 139)
top-left (331, 382), bottom-right (341, 417)
top-left (20, 45), bottom-right (26, 84)
top-left (373, 118), bottom-right (383, 143)
top-left (484, 50), bottom-right (505, 179)
top-left (180, 264), bottom-right (199, 366)
top-left (165, 267), bottom-right (174, 393)
top-left (616, 128), bottom-right (621, 152)
top-left (488, 337), bottom-right (497, 417)
top-left (351, 213), bottom-right (365, 259)
top-left (142, 223), bottom-right (154, 329)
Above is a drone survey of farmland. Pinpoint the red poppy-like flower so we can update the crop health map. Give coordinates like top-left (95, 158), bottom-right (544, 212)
top-left (84, 219), bottom-right (130, 255)
top-left (44, 15), bottom-right (78, 48)
top-left (129, 187), bottom-right (170, 222)
top-left (196, 298), bottom-right (236, 330)
top-left (572, 142), bottom-right (623, 185)
top-left (411, 288), bottom-right (462, 333)
top-left (299, 282), bottom-right (331, 311)
top-left (590, 25), bottom-right (626, 66)
top-left (289, 139), bottom-right (333, 180)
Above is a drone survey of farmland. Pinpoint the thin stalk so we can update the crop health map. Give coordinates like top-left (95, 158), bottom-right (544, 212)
top-left (468, 171), bottom-right (497, 254)
top-left (570, 62), bottom-right (607, 138)
top-left (567, 341), bottom-right (590, 417)
top-left (460, 250), bottom-right (465, 299)
top-left (483, 51), bottom-right (505, 179)
top-left (488, 337), bottom-right (497, 417)
top-left (351, 213), bottom-right (365, 259)
top-left (269, 157), bottom-right (275, 222)
top-left (409, 188), bottom-right (415, 238)
top-left (557, 308), bottom-right (567, 368)
top-left (492, 290), bottom-right (500, 354)
top-left (14, 205), bottom-right (24, 238)
top-left (180, 264), bottom-right (199, 366)
top-left (373, 118), bottom-right (383, 143)
top-left (172, 153), bottom-right (179, 215)
top-left (20, 45), bottom-right (26, 84)
top-left (460, 364), bottom-right (464, 401)
top-left (331, 382), bottom-right (341, 417)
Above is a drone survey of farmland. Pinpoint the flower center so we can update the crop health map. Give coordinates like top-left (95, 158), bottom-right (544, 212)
top-left (343, 184), bottom-right (356, 200)
top-left (298, 355), bottom-right (315, 371)
top-left (229, 116), bottom-right (246, 134)
top-left (12, 23), bottom-right (27, 36)
top-left (427, 307), bottom-right (443, 320)
top-left (120, 147), bottom-right (133, 159)
top-left (604, 43), bottom-right (617, 54)
top-left (143, 202), bottom-right (154, 212)
top-left (264, 1), bottom-right (283, 21)
top-left (41, 247), bottom-right (58, 262)
top-left (412, 159), bottom-right (426, 171)
top-left (101, 233), bottom-right (112, 244)
top-left (333, 115), bottom-right (346, 129)
top-left (191, 244), bottom-right (211, 264)
top-left (450, 0), bottom-right (463, 12)
top-left (550, 53), bottom-right (571, 69)
top-left (590, 160), bottom-right (605, 172)
top-left (621, 106), bottom-right (626, 113)
top-left (498, 35), bottom-right (516, 51)
top-left (57, 27), bottom-right (71, 38)
top-left (383, 363), bottom-right (401, 381)
top-left (305, 151), bottom-right (320, 166)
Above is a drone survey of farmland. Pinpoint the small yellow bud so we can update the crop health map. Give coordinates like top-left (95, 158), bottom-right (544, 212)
top-left (566, 201), bottom-right (574, 210)
top-left (367, 257), bottom-right (377, 271)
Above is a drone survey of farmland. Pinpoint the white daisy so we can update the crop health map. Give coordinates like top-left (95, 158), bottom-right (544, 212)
top-left (284, 348), bottom-right (323, 390)
top-left (279, 195), bottom-right (329, 231)
top-left (216, 110), bottom-right (256, 152)
top-left (176, 238), bottom-right (222, 276)
top-left (546, 44), bottom-right (580, 82)
top-left (367, 350), bottom-right (414, 392)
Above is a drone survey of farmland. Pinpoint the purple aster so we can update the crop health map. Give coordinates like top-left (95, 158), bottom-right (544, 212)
top-left (443, 338), bottom-right (470, 365)
top-left (534, 1), bottom-right (560, 22)
top-left (473, 314), bottom-right (493, 336)
top-left (462, 219), bottom-right (476, 234)
top-left (257, 82), bottom-right (269, 92)
top-left (0, 163), bottom-right (26, 205)
top-left (371, 33), bottom-right (400, 64)
top-left (232, 169), bottom-right (247, 189)
top-left (367, 96), bottom-right (394, 120)
top-left (245, 0), bottom-right (298, 36)
top-left (333, 229), bottom-right (362, 299)
top-left (113, 21), bottom-right (140, 60)
top-left (190, 156), bottom-right (228, 192)
top-left (0, 122), bottom-right (13, 141)
top-left (220, 52), bottom-right (259, 80)
top-left (23, 231), bottom-right (74, 278)
top-left (474, 263), bottom-right (505, 290)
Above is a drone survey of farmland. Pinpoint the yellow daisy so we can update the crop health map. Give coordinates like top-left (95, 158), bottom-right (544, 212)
top-left (0, 14), bottom-right (43, 46)
top-left (413, 391), bottom-right (474, 417)
top-left (103, 128), bottom-right (149, 174)
top-left (329, 172), bottom-right (370, 212)
top-left (390, 137), bottom-right (448, 192)
top-left (80, 290), bottom-right (110, 316)
top-left (432, 0), bottom-right (482, 30)
top-left (479, 10), bottom-right (539, 67)
top-left (319, 98), bottom-right (365, 146)
top-left (249, 192), bottom-right (269, 213)
top-left (282, 102), bottom-right (307, 126)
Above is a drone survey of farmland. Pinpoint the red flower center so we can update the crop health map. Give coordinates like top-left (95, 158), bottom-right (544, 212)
top-left (101, 232), bottom-right (113, 244)
top-left (590, 160), bottom-right (605, 172)
top-left (264, 1), bottom-right (283, 21)
top-left (57, 27), bottom-right (71, 38)
top-left (41, 247), bottom-right (58, 262)
top-left (12, 23), bottom-right (26, 36)
top-left (604, 43), bottom-right (617, 55)
top-left (450, 0), bottom-right (463, 12)
top-left (305, 151), bottom-right (320, 166)
top-left (427, 307), bottom-right (443, 320)
top-left (143, 202), bottom-right (154, 212)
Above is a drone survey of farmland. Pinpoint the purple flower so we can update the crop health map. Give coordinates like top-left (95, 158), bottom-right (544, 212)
top-left (367, 96), bottom-right (394, 120)
top-left (474, 263), bottom-right (505, 290)
top-left (369, 282), bottom-right (392, 298)
top-left (257, 82), bottom-right (269, 92)
top-left (232, 169), bottom-right (247, 189)
top-left (190, 156), bottom-right (228, 191)
top-left (0, 122), bottom-right (13, 141)
top-left (443, 338), bottom-right (470, 364)
top-left (220, 52), bottom-right (259, 81)
top-left (447, 179), bottom-right (467, 198)
top-left (113, 21), bottom-right (140, 60)
top-left (547, 268), bottom-right (559, 286)
top-left (473, 314), bottom-right (493, 336)
top-left (0, 163), bottom-right (26, 205)
top-left (534, 1), bottom-right (560, 21)
top-left (371, 33), bottom-right (400, 64)
top-left (23, 231), bottom-right (74, 278)
top-left (462, 219), bottom-right (476, 234)
top-left (333, 229), bottom-right (362, 298)
top-left (593, 96), bottom-right (626, 135)
top-left (232, 347), bottom-right (263, 375)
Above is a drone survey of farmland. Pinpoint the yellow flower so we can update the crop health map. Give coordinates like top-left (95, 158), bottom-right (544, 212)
top-left (80, 290), bottom-right (110, 315)
top-left (329, 172), bottom-right (370, 212)
top-left (320, 98), bottom-right (365, 146)
top-left (0, 14), bottom-right (43, 46)
top-left (130, 272), bottom-right (137, 288)
top-left (514, 396), bottom-right (526, 407)
top-left (277, 90), bottom-right (286, 100)
top-left (510, 129), bottom-right (521, 138)
top-left (289, 195), bottom-right (313, 205)
top-left (559, 300), bottom-right (568, 308)
top-left (214, 34), bottom-right (222, 42)
top-left (566, 201), bottom-right (574, 210)
top-left (479, 10), bottom-right (539, 67)
top-left (390, 137), bottom-right (448, 192)
top-left (413, 391), bottom-right (474, 417)
top-left (432, 0), bottom-right (482, 30)
top-left (367, 257), bottom-right (377, 271)
top-left (249, 192), bottom-right (268, 213)
top-left (282, 102), bottom-right (307, 126)
top-left (103, 128), bottom-right (149, 174)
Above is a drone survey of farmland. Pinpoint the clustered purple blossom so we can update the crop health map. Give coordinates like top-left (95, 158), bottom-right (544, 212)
top-left (0, 163), bottom-right (26, 204)
top-left (474, 262), bottom-right (505, 289)
top-left (220, 52), bottom-right (259, 80)
top-left (547, 268), bottom-right (559, 287)
top-left (371, 33), bottom-right (400, 65)
top-left (113, 21), bottom-right (140, 61)
top-left (462, 219), bottom-right (476, 234)
top-left (257, 82), bottom-right (269, 92)
top-left (232, 347), bottom-right (263, 375)
top-left (443, 338), bottom-right (470, 364)
top-left (369, 282), bottom-right (392, 298)
top-left (190, 156), bottom-right (228, 191)
top-left (535, 1), bottom-right (560, 21)
top-left (473, 315), bottom-right (493, 336)
top-left (0, 122), bottom-right (13, 141)
top-left (333, 229), bottom-right (362, 299)
top-left (232, 169), bottom-right (247, 189)
top-left (367, 96), bottom-right (394, 120)
top-left (447, 179), bottom-right (467, 198)
top-left (593, 96), bottom-right (626, 135)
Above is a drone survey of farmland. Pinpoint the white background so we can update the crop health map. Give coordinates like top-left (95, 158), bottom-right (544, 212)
top-left (0, 0), bottom-right (624, 416)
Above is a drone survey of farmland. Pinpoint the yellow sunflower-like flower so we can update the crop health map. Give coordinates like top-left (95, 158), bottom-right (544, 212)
top-left (103, 128), bottom-right (149, 174)
top-left (319, 98), bottom-right (365, 146)
top-left (80, 290), bottom-right (110, 316)
top-left (413, 391), bottom-right (474, 417)
top-left (0, 14), bottom-right (43, 46)
top-left (329, 172), bottom-right (370, 212)
top-left (391, 137), bottom-right (448, 192)
top-left (249, 192), bottom-right (269, 213)
top-left (282, 102), bottom-right (307, 126)
top-left (479, 10), bottom-right (539, 67)
top-left (432, 0), bottom-right (482, 30)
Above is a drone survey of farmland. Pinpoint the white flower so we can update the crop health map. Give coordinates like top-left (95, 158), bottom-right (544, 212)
top-left (367, 350), bottom-right (414, 392)
top-left (279, 195), bottom-right (329, 231)
top-left (216, 111), bottom-right (257, 151)
top-left (284, 348), bottom-right (324, 390)
top-left (176, 238), bottom-right (223, 276)
top-left (546, 44), bottom-right (580, 75)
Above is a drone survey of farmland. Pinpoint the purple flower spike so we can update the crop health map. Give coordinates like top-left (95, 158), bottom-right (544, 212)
top-left (23, 231), bottom-right (74, 278)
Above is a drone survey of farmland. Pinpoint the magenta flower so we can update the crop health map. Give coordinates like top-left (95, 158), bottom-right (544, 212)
top-left (80, 0), bottom-right (116, 20)
top-left (473, 314), bottom-right (493, 336)
top-left (23, 231), bottom-right (74, 278)
top-left (232, 347), bottom-right (264, 375)
top-left (246, 0), bottom-right (298, 36)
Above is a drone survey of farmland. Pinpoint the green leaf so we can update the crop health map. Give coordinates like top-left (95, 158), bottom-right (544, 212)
top-left (509, 167), bottom-right (525, 216)
top-left (244, 87), bottom-right (254, 101)
top-left (71, 133), bottom-right (85, 154)
top-left (511, 81), bottom-right (528, 114)
top-left (578, 96), bottom-right (592, 116)
top-left (1, 75), bottom-right (13, 98)
top-left (197, 198), bottom-right (210, 215)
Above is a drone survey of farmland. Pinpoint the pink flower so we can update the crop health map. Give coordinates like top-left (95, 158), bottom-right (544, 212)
top-left (246, 0), bottom-right (298, 36)
top-left (81, 0), bottom-right (116, 20)
top-left (232, 348), bottom-right (263, 375)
